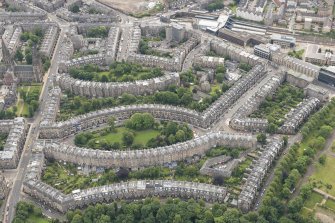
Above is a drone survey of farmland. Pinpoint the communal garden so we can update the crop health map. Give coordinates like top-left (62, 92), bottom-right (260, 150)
top-left (74, 113), bottom-right (193, 150)
top-left (68, 62), bottom-right (164, 82)
top-left (58, 66), bottom-right (231, 121)
top-left (249, 83), bottom-right (305, 132)
top-left (42, 145), bottom-right (248, 195)
top-left (139, 30), bottom-right (173, 58)
top-left (16, 83), bottom-right (41, 117)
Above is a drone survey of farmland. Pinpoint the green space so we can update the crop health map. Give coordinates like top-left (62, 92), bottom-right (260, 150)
top-left (16, 83), bottom-right (41, 117)
top-left (309, 155), bottom-right (335, 197)
top-left (303, 192), bottom-right (323, 209)
top-left (42, 146), bottom-right (247, 194)
top-left (257, 99), bottom-right (335, 222)
top-left (239, 63), bottom-right (252, 72)
top-left (86, 26), bottom-right (108, 38)
top-left (75, 127), bottom-right (160, 150)
top-left (16, 29), bottom-right (50, 71)
top-left (288, 49), bottom-right (305, 59)
top-left (139, 30), bottom-right (173, 58)
top-left (0, 133), bottom-right (8, 151)
top-left (13, 201), bottom-right (51, 223)
top-left (58, 68), bottom-right (229, 121)
top-left (325, 199), bottom-right (335, 210)
top-left (205, 0), bottom-right (224, 12)
top-left (16, 29), bottom-right (43, 65)
top-left (250, 83), bottom-right (304, 133)
top-left (65, 198), bottom-right (255, 223)
top-left (69, 62), bottom-right (164, 82)
top-left (74, 114), bottom-right (193, 150)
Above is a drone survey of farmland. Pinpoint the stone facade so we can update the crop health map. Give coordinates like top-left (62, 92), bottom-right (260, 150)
top-left (193, 56), bottom-right (225, 69)
top-left (105, 27), bottom-right (121, 65)
top-left (278, 98), bottom-right (320, 134)
top-left (33, 0), bottom-right (65, 12)
top-left (0, 173), bottom-right (9, 200)
top-left (0, 117), bottom-right (29, 169)
top-left (272, 51), bottom-right (320, 78)
top-left (53, 72), bottom-right (180, 98)
top-left (23, 179), bottom-right (227, 213)
top-left (39, 104), bottom-right (202, 138)
top-left (230, 74), bottom-right (285, 132)
top-left (238, 137), bottom-right (285, 212)
top-left (210, 40), bottom-right (265, 66)
top-left (42, 132), bottom-right (256, 169)
top-left (40, 25), bottom-right (60, 58)
top-left (0, 12), bottom-right (47, 24)
top-left (41, 63), bottom-right (268, 138)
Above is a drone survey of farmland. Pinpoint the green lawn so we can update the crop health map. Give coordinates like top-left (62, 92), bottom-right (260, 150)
top-left (325, 199), bottom-right (335, 210)
top-left (16, 83), bottom-right (42, 117)
top-left (26, 214), bottom-right (51, 223)
top-left (310, 155), bottom-right (335, 196)
top-left (304, 191), bottom-right (324, 209)
top-left (91, 127), bottom-right (160, 146)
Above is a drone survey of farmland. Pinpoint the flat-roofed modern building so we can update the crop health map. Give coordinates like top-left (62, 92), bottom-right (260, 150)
top-left (270, 34), bottom-right (295, 48)
top-left (318, 67), bottom-right (335, 86)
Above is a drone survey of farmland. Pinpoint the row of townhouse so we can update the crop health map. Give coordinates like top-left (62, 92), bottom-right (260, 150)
top-left (41, 64), bottom-right (267, 137)
top-left (39, 103), bottom-right (202, 138)
top-left (0, 117), bottom-right (29, 169)
top-left (238, 137), bottom-right (285, 212)
top-left (0, 12), bottom-right (47, 24)
top-left (202, 64), bottom-right (268, 125)
top-left (23, 179), bottom-right (228, 213)
top-left (39, 25), bottom-right (60, 58)
top-left (42, 132), bottom-right (256, 169)
top-left (278, 98), bottom-right (321, 134)
top-left (193, 55), bottom-right (225, 69)
top-left (230, 74), bottom-right (285, 132)
top-left (53, 72), bottom-right (180, 98)
top-left (210, 40), bottom-right (266, 66)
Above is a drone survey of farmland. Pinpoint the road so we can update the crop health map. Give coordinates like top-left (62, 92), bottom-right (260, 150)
top-left (2, 13), bottom-right (68, 223)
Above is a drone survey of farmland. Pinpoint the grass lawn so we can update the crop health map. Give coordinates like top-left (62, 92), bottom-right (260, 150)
top-left (310, 155), bottom-right (335, 196)
top-left (300, 207), bottom-right (314, 218)
top-left (93, 127), bottom-right (160, 145)
top-left (325, 199), bottom-right (335, 210)
top-left (304, 191), bottom-right (324, 209)
top-left (26, 214), bottom-right (51, 223)
top-left (16, 83), bottom-right (42, 117)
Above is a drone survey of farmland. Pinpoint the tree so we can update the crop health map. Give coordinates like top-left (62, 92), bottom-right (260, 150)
top-left (319, 125), bottom-right (332, 138)
top-left (116, 167), bottom-right (129, 179)
top-left (213, 175), bottom-right (224, 185)
top-left (100, 74), bottom-right (108, 82)
top-left (318, 154), bottom-right (326, 165)
top-left (15, 49), bottom-right (24, 62)
top-left (125, 113), bottom-right (155, 130)
top-left (215, 73), bottom-right (224, 83)
top-left (108, 116), bottom-right (116, 132)
top-left (257, 133), bottom-right (267, 145)
top-left (287, 197), bottom-right (303, 214)
top-left (70, 4), bottom-right (80, 13)
top-left (122, 131), bottom-right (134, 146)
